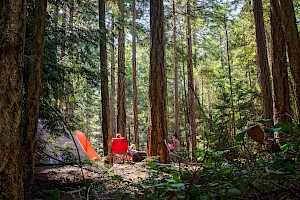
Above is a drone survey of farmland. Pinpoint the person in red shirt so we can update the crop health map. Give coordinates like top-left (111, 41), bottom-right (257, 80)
top-left (169, 133), bottom-right (180, 153)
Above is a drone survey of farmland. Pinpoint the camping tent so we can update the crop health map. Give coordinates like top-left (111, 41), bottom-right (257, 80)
top-left (36, 121), bottom-right (100, 164)
top-left (75, 130), bottom-right (100, 160)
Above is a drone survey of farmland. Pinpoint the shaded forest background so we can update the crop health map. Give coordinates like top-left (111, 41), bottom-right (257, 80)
top-left (1, 0), bottom-right (300, 199)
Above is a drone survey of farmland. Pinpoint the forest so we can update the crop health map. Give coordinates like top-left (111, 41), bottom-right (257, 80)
top-left (1, 0), bottom-right (300, 199)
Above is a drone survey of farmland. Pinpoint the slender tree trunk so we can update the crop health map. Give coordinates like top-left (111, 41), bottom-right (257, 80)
top-left (270, 0), bottom-right (292, 131)
top-left (224, 16), bottom-right (236, 137)
top-left (173, 0), bottom-right (179, 135)
top-left (117, 0), bottom-right (126, 137)
top-left (277, 0), bottom-right (300, 120)
top-left (186, 0), bottom-right (196, 162)
top-left (67, 0), bottom-right (75, 122)
top-left (99, 0), bottom-right (112, 163)
top-left (22, 0), bottom-right (47, 197)
top-left (0, 0), bottom-right (27, 199)
top-left (253, 0), bottom-right (273, 124)
top-left (182, 62), bottom-right (190, 155)
top-left (110, 17), bottom-right (116, 138)
top-left (247, 64), bottom-right (256, 118)
top-left (148, 0), bottom-right (169, 163)
top-left (132, 0), bottom-right (139, 150)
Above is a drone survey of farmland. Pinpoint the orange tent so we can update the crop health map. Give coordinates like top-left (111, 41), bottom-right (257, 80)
top-left (75, 131), bottom-right (100, 160)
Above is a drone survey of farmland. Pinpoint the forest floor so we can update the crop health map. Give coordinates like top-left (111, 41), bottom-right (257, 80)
top-left (33, 161), bottom-right (151, 200)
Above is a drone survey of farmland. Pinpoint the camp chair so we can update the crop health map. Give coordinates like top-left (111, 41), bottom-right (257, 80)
top-left (112, 138), bottom-right (130, 164)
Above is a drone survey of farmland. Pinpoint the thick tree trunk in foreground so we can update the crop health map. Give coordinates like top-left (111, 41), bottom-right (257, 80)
top-left (270, 0), bottom-right (292, 129)
top-left (0, 0), bottom-right (27, 199)
top-left (22, 0), bottom-right (47, 196)
top-left (99, 0), bottom-right (112, 163)
top-left (186, 0), bottom-right (196, 162)
top-left (148, 0), bottom-right (169, 163)
top-left (278, 0), bottom-right (300, 120)
top-left (132, 0), bottom-right (139, 150)
top-left (117, 0), bottom-right (126, 137)
top-left (253, 0), bottom-right (273, 124)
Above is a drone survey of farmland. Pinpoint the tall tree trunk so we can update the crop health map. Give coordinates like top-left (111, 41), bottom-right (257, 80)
top-left (22, 0), bottom-right (47, 197)
top-left (66, 0), bottom-right (75, 123)
top-left (148, 0), bottom-right (169, 163)
top-left (253, 0), bottom-right (273, 124)
top-left (110, 17), bottom-right (116, 138)
top-left (224, 16), bottom-right (236, 137)
top-left (277, 0), bottom-right (300, 120)
top-left (173, 0), bottom-right (179, 135)
top-left (117, 0), bottom-right (126, 137)
top-left (99, 0), bottom-right (112, 163)
top-left (182, 62), bottom-right (190, 156)
top-left (270, 0), bottom-right (292, 132)
top-left (132, 0), bottom-right (139, 150)
top-left (186, 0), bottom-right (196, 162)
top-left (0, 0), bottom-right (27, 199)
top-left (247, 63), bottom-right (256, 118)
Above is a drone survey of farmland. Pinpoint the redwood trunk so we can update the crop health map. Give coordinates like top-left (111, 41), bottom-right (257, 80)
top-left (186, 0), bottom-right (196, 161)
top-left (278, 0), bottom-right (300, 120)
top-left (253, 0), bottom-right (273, 124)
top-left (117, 0), bottom-right (126, 137)
top-left (0, 0), bottom-right (27, 199)
top-left (173, 0), bottom-right (179, 134)
top-left (22, 0), bottom-right (47, 196)
top-left (270, 0), bottom-right (292, 128)
top-left (110, 17), bottom-right (116, 138)
top-left (148, 0), bottom-right (169, 163)
top-left (132, 0), bottom-right (139, 150)
top-left (99, 0), bottom-right (112, 162)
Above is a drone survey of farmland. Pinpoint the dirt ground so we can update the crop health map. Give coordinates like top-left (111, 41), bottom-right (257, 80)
top-left (33, 162), bottom-right (150, 199)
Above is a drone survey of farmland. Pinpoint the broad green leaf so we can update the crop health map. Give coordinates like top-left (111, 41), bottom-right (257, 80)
top-left (152, 183), bottom-right (167, 188)
top-left (171, 172), bottom-right (181, 183)
top-left (203, 162), bottom-right (214, 168)
top-left (274, 123), bottom-right (294, 131)
top-left (236, 125), bottom-right (256, 141)
top-left (280, 143), bottom-right (289, 152)
top-left (255, 119), bottom-right (272, 123)
top-left (265, 127), bottom-right (282, 134)
top-left (228, 188), bottom-right (241, 195)
top-left (169, 183), bottom-right (185, 189)
top-left (149, 162), bottom-right (158, 169)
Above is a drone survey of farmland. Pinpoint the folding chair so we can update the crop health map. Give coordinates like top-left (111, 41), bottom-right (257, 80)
top-left (112, 138), bottom-right (130, 164)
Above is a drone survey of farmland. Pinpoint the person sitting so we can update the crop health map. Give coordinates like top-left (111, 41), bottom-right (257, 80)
top-left (116, 133), bottom-right (122, 138)
top-left (129, 144), bottom-right (137, 156)
top-left (169, 133), bottom-right (180, 154)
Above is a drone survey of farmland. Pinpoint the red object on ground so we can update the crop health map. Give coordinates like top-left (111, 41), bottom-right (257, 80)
top-left (75, 131), bottom-right (100, 160)
top-left (112, 138), bottom-right (129, 154)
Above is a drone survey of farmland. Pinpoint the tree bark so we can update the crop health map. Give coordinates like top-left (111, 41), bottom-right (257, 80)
top-left (270, 0), bottom-right (292, 128)
top-left (22, 0), bottom-right (47, 197)
top-left (186, 0), bottom-right (196, 162)
top-left (132, 0), bottom-right (139, 150)
top-left (173, 0), bottom-right (179, 135)
top-left (0, 0), bottom-right (27, 199)
top-left (110, 17), bottom-right (116, 138)
top-left (253, 0), bottom-right (273, 124)
top-left (148, 0), bottom-right (169, 163)
top-left (277, 0), bottom-right (300, 120)
top-left (99, 0), bottom-right (112, 163)
top-left (117, 0), bottom-right (126, 137)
